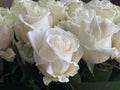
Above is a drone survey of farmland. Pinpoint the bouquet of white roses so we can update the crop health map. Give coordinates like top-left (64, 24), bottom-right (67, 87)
top-left (1, 0), bottom-right (120, 89)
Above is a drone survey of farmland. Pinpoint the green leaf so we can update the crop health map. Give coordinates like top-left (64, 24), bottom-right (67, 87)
top-left (109, 67), bottom-right (120, 81)
top-left (70, 73), bottom-right (81, 90)
top-left (70, 73), bottom-right (81, 84)
top-left (93, 64), bottom-right (112, 82)
top-left (0, 59), bottom-right (3, 75)
top-left (0, 79), bottom-right (4, 83)
top-left (87, 63), bottom-right (94, 76)
top-left (0, 82), bottom-right (33, 90)
top-left (26, 79), bottom-right (41, 90)
top-left (79, 82), bottom-right (120, 90)
top-left (48, 82), bottom-right (71, 90)
top-left (32, 85), bottom-right (40, 90)
top-left (20, 64), bottom-right (32, 83)
top-left (11, 62), bottom-right (19, 74)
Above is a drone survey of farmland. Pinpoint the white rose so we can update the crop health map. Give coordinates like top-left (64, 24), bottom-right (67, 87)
top-left (66, 1), bottom-right (84, 16)
top-left (58, 0), bottom-right (80, 5)
top-left (112, 30), bottom-right (120, 63)
top-left (38, 0), bottom-right (54, 7)
top-left (0, 10), bottom-right (15, 62)
top-left (28, 27), bottom-right (83, 85)
top-left (14, 0), bottom-right (52, 42)
top-left (0, 15), bottom-right (12, 50)
top-left (59, 15), bottom-right (119, 64)
top-left (84, 0), bottom-right (120, 23)
top-left (58, 8), bottom-right (96, 36)
top-left (38, 0), bottom-right (67, 25)
top-left (10, 0), bottom-right (52, 63)
top-left (0, 7), bottom-right (10, 16)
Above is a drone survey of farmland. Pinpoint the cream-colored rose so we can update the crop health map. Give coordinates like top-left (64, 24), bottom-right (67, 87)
top-left (66, 1), bottom-right (84, 16)
top-left (28, 27), bottom-right (83, 85)
top-left (58, 0), bottom-right (80, 5)
top-left (13, 0), bottom-right (52, 42)
top-left (112, 30), bottom-right (120, 63)
top-left (58, 7), bottom-right (96, 36)
top-left (0, 7), bottom-right (10, 16)
top-left (0, 15), bottom-right (12, 50)
top-left (0, 9), bottom-right (15, 62)
top-left (58, 1), bottom-right (120, 63)
top-left (38, 0), bottom-right (67, 25)
top-left (59, 14), bottom-right (119, 64)
top-left (38, 0), bottom-right (54, 7)
top-left (84, 0), bottom-right (120, 23)
top-left (80, 16), bottom-right (119, 64)
top-left (10, 0), bottom-right (53, 63)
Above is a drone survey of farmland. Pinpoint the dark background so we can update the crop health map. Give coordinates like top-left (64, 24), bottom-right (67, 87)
top-left (0, 0), bottom-right (13, 8)
top-left (0, 0), bottom-right (120, 8)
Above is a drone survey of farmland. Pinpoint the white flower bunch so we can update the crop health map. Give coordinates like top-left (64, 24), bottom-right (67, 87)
top-left (1, 0), bottom-right (120, 85)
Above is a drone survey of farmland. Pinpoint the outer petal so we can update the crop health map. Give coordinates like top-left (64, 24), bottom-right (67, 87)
top-left (59, 0), bottom-right (80, 5)
top-left (32, 13), bottom-right (53, 30)
top-left (112, 30), bottom-right (120, 63)
top-left (15, 11), bottom-right (52, 42)
top-left (0, 15), bottom-right (12, 50)
top-left (66, 0), bottom-right (83, 16)
top-left (84, 0), bottom-right (119, 21)
top-left (0, 7), bottom-right (10, 16)
top-left (0, 48), bottom-right (15, 62)
top-left (46, 1), bottom-right (67, 25)
top-left (93, 16), bottom-right (119, 40)
top-left (38, 0), bottom-right (55, 7)
top-left (58, 20), bottom-right (81, 36)
top-left (80, 17), bottom-right (119, 63)
top-left (37, 59), bottom-right (79, 85)
top-left (28, 29), bottom-right (58, 64)
top-left (15, 14), bottom-right (33, 42)
top-left (13, 0), bottom-right (53, 43)
top-left (28, 29), bottom-right (45, 54)
top-left (83, 36), bottom-right (119, 64)
top-left (85, 0), bottom-right (113, 9)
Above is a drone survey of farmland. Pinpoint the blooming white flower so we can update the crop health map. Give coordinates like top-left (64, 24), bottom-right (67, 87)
top-left (0, 8), bottom-right (15, 62)
top-left (59, 15), bottom-right (119, 64)
top-left (65, 0), bottom-right (84, 18)
top-left (84, 0), bottom-right (120, 23)
top-left (58, 0), bottom-right (80, 5)
top-left (28, 27), bottom-right (83, 85)
top-left (38, 0), bottom-right (67, 25)
top-left (11, 0), bottom-right (53, 63)
top-left (13, 0), bottom-right (52, 42)
top-left (0, 15), bottom-right (11, 50)
top-left (38, 0), bottom-right (54, 7)
top-left (59, 7), bottom-right (96, 36)
top-left (58, 0), bottom-right (120, 64)
top-left (112, 30), bottom-right (120, 63)
top-left (80, 17), bottom-right (119, 64)
top-left (0, 7), bottom-right (10, 16)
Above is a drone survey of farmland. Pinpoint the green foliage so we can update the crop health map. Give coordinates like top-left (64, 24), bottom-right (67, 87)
top-left (79, 82), bottom-right (120, 90)
top-left (87, 63), bottom-right (94, 76)
top-left (0, 58), bottom-right (120, 90)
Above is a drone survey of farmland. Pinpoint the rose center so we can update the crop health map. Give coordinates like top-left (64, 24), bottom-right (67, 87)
top-left (50, 35), bottom-right (73, 52)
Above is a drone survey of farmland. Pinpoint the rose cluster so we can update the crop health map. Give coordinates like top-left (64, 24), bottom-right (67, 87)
top-left (0, 0), bottom-right (120, 85)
